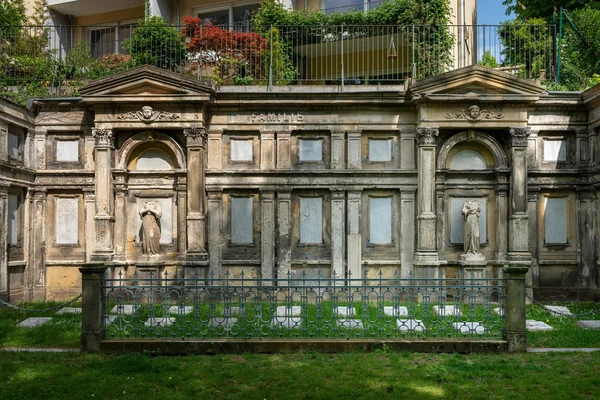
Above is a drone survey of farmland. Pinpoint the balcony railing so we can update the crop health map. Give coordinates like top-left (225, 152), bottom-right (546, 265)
top-left (0, 23), bottom-right (556, 96)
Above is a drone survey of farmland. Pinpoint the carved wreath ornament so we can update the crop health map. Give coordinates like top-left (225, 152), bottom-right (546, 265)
top-left (117, 106), bottom-right (180, 124)
top-left (444, 105), bottom-right (504, 121)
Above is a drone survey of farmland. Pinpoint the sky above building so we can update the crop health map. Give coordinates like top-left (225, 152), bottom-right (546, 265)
top-left (478, 0), bottom-right (515, 25)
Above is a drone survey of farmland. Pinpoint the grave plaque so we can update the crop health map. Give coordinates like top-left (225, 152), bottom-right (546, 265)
top-left (56, 197), bottom-right (78, 244)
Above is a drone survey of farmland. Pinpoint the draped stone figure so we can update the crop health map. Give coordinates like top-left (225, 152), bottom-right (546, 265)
top-left (462, 199), bottom-right (481, 255)
top-left (139, 201), bottom-right (162, 255)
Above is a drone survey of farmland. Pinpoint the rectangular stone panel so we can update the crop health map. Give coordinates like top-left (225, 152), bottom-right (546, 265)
top-left (299, 139), bottom-right (323, 161)
top-left (230, 139), bottom-right (253, 161)
top-left (231, 196), bottom-right (253, 244)
top-left (56, 140), bottom-right (79, 162)
top-left (543, 139), bottom-right (567, 162)
top-left (56, 197), bottom-right (78, 245)
top-left (7, 194), bottom-right (18, 245)
top-left (450, 197), bottom-right (487, 244)
top-left (369, 197), bottom-right (392, 244)
top-left (545, 197), bottom-right (567, 244)
top-left (368, 139), bottom-right (392, 162)
top-left (300, 197), bottom-right (322, 243)
top-left (136, 198), bottom-right (173, 245)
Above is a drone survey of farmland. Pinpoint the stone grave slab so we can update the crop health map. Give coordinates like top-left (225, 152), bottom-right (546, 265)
top-left (276, 306), bottom-right (302, 317)
top-left (271, 317), bottom-right (302, 328)
top-left (433, 305), bottom-right (462, 317)
top-left (334, 306), bottom-right (355, 318)
top-left (56, 307), bottom-right (82, 315)
top-left (225, 306), bottom-right (244, 317)
top-left (576, 320), bottom-right (600, 330)
top-left (104, 315), bottom-right (118, 324)
top-left (383, 306), bottom-right (408, 317)
top-left (544, 305), bottom-right (573, 316)
top-left (493, 307), bottom-right (504, 316)
top-left (144, 317), bottom-right (176, 327)
top-left (453, 322), bottom-right (486, 335)
top-left (110, 305), bottom-right (140, 315)
top-left (396, 319), bottom-right (425, 333)
top-left (169, 306), bottom-right (193, 315)
top-left (17, 317), bottom-right (52, 328)
top-left (526, 320), bottom-right (554, 331)
top-left (209, 317), bottom-right (238, 329)
top-left (336, 319), bottom-right (363, 329)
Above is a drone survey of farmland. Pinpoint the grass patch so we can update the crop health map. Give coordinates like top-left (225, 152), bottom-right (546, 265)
top-left (1, 352), bottom-right (600, 399)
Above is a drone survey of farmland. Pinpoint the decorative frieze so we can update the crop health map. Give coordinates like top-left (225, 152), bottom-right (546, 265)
top-left (445, 105), bottom-right (504, 121)
top-left (91, 129), bottom-right (113, 147)
top-left (509, 127), bottom-right (531, 147)
top-left (117, 106), bottom-right (180, 123)
top-left (416, 127), bottom-right (439, 146)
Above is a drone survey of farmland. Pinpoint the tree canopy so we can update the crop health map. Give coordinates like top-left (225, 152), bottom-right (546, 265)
top-left (502, 0), bottom-right (600, 21)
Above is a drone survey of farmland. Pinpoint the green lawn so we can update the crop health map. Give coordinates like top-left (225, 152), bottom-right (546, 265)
top-left (1, 351), bottom-right (600, 399)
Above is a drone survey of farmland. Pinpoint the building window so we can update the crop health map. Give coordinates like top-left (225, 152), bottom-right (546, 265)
top-left (368, 138), bottom-right (392, 162)
top-left (369, 197), bottom-right (392, 244)
top-left (450, 149), bottom-right (487, 170)
top-left (545, 197), bottom-right (567, 244)
top-left (450, 197), bottom-right (487, 244)
top-left (7, 125), bottom-right (24, 162)
top-left (231, 197), bottom-right (254, 244)
top-left (7, 194), bottom-right (19, 245)
top-left (300, 197), bottom-right (323, 244)
top-left (299, 139), bottom-right (323, 162)
top-left (194, 2), bottom-right (260, 27)
top-left (136, 149), bottom-right (173, 170)
top-left (230, 139), bottom-right (253, 162)
top-left (543, 139), bottom-right (567, 162)
top-left (55, 197), bottom-right (79, 245)
top-left (56, 140), bottom-right (79, 163)
top-left (88, 22), bottom-right (136, 58)
top-left (323, 0), bottom-right (365, 13)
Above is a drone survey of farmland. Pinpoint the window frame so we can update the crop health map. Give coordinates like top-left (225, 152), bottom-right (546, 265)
top-left (47, 133), bottom-right (84, 169)
top-left (86, 19), bottom-right (137, 58)
top-left (193, 1), bottom-right (260, 27)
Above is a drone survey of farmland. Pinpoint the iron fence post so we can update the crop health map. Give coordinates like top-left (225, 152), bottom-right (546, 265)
top-left (341, 24), bottom-right (344, 90)
top-left (269, 25), bottom-right (273, 91)
top-left (79, 262), bottom-right (108, 353)
top-left (502, 266), bottom-right (528, 353)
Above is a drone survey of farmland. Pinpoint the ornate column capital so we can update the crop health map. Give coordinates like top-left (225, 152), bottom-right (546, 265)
top-left (509, 127), bottom-right (531, 147)
top-left (92, 129), bottom-right (114, 148)
top-left (416, 127), bottom-right (439, 146)
top-left (184, 127), bottom-right (207, 147)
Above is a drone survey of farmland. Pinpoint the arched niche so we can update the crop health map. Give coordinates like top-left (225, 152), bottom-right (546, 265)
top-left (437, 131), bottom-right (507, 170)
top-left (117, 131), bottom-right (186, 170)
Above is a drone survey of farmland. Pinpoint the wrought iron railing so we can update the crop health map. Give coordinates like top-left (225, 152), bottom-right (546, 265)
top-left (0, 23), bottom-right (555, 95)
top-left (102, 270), bottom-right (505, 340)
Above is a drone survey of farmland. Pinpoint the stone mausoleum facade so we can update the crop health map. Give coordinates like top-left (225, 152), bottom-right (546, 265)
top-left (1, 65), bottom-right (600, 302)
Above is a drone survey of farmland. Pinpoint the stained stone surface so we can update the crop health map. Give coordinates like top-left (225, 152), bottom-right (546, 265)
top-left (576, 320), bottom-right (600, 330)
top-left (110, 305), bottom-right (140, 315)
top-left (396, 319), bottom-right (425, 333)
top-left (453, 322), bottom-right (486, 335)
top-left (384, 306), bottom-right (409, 317)
top-left (544, 305), bottom-right (573, 316)
top-left (433, 305), bottom-right (462, 317)
top-left (493, 307), bottom-right (504, 316)
top-left (144, 317), bottom-right (176, 327)
top-left (336, 319), bottom-right (363, 329)
top-left (169, 306), bottom-right (193, 315)
top-left (56, 307), bottom-right (82, 315)
top-left (17, 317), bottom-right (52, 328)
top-left (271, 317), bottom-right (302, 328)
top-left (209, 317), bottom-right (238, 328)
top-left (526, 320), bottom-right (554, 331)
top-left (276, 306), bottom-right (302, 317)
top-left (334, 306), bottom-right (355, 318)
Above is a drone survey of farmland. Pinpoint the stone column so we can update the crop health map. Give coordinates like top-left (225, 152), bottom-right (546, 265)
top-left (527, 190), bottom-right (539, 297)
top-left (331, 190), bottom-right (346, 279)
top-left (400, 190), bottom-right (416, 279)
top-left (496, 179), bottom-right (509, 263)
top-left (28, 189), bottom-right (47, 301)
top-left (0, 182), bottom-right (9, 301)
top-left (113, 186), bottom-right (127, 263)
top-left (347, 190), bottom-right (362, 279)
top-left (277, 191), bottom-right (292, 279)
top-left (83, 189), bottom-right (95, 263)
top-left (508, 127), bottom-right (531, 262)
top-left (503, 266), bottom-right (528, 352)
top-left (347, 131), bottom-right (362, 169)
top-left (261, 191), bottom-right (276, 281)
top-left (331, 132), bottom-right (345, 169)
top-left (261, 132), bottom-right (275, 170)
top-left (414, 127), bottom-right (439, 274)
top-left (91, 129), bottom-right (114, 260)
top-left (577, 190), bottom-right (596, 288)
top-left (80, 263), bottom-right (107, 353)
top-left (184, 128), bottom-right (208, 258)
top-left (207, 190), bottom-right (222, 279)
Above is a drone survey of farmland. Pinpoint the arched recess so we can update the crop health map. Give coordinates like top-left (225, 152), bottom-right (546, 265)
top-left (117, 131), bottom-right (186, 170)
top-left (437, 131), bottom-right (507, 170)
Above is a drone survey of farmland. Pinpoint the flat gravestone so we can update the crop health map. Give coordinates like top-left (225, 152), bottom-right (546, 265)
top-left (544, 305), bottom-right (573, 316)
top-left (169, 306), bottom-right (193, 315)
top-left (56, 307), bottom-right (82, 315)
top-left (383, 306), bottom-right (408, 317)
top-left (336, 319), bottom-right (363, 329)
top-left (104, 315), bottom-right (117, 324)
top-left (110, 305), bottom-right (139, 315)
top-left (433, 305), bottom-right (462, 317)
top-left (396, 319), bottom-right (425, 333)
top-left (144, 317), bottom-right (176, 327)
top-left (526, 320), bottom-right (554, 332)
top-left (276, 306), bottom-right (302, 317)
top-left (271, 317), bottom-right (302, 328)
top-left (453, 322), bottom-right (486, 335)
top-left (334, 306), bottom-right (355, 318)
top-left (576, 320), bottom-right (600, 330)
top-left (493, 307), bottom-right (504, 316)
top-left (209, 317), bottom-right (238, 329)
top-left (17, 317), bottom-right (52, 328)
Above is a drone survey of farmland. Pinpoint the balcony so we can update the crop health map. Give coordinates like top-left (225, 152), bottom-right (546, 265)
top-left (0, 23), bottom-right (556, 101)
top-left (48, 0), bottom-right (144, 17)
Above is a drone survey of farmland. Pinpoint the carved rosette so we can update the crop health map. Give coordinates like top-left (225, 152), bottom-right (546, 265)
top-left (92, 129), bottom-right (114, 147)
top-left (509, 127), bottom-right (531, 147)
top-left (184, 127), bottom-right (207, 147)
top-left (417, 127), bottom-right (439, 146)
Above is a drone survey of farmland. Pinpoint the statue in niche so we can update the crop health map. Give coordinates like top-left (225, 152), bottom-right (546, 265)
top-left (139, 201), bottom-right (162, 255)
top-left (462, 199), bottom-right (481, 256)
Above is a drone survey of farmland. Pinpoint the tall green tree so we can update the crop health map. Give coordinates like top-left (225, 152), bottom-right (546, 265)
top-left (502, 0), bottom-right (600, 21)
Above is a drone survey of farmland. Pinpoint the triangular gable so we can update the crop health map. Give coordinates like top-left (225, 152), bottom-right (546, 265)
top-left (408, 65), bottom-right (547, 101)
top-left (79, 65), bottom-right (215, 97)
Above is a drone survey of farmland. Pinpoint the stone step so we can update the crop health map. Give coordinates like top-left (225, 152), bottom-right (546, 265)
top-left (526, 320), bottom-right (554, 331)
top-left (17, 317), bottom-right (53, 328)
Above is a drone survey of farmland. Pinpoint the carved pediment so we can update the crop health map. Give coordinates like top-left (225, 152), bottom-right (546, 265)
top-left (79, 65), bottom-right (215, 98)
